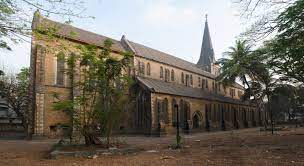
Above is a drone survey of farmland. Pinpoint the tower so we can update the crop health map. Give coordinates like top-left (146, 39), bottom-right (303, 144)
top-left (196, 15), bottom-right (215, 73)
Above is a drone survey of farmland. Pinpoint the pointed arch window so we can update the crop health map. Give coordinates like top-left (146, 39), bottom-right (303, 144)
top-left (164, 69), bottom-right (170, 82)
top-left (147, 63), bottom-right (150, 76)
top-left (206, 79), bottom-right (209, 89)
top-left (172, 98), bottom-right (177, 127)
top-left (162, 98), bottom-right (169, 124)
top-left (171, 69), bottom-right (175, 81)
top-left (138, 61), bottom-right (145, 76)
top-left (56, 52), bottom-right (65, 86)
top-left (160, 66), bottom-right (163, 78)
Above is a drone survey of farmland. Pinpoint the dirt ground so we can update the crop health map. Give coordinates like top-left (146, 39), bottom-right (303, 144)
top-left (1, 127), bottom-right (304, 166)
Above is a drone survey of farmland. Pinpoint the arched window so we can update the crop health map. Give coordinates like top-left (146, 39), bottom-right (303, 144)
top-left (181, 72), bottom-right (184, 84)
top-left (206, 79), bottom-right (209, 89)
top-left (140, 62), bottom-right (145, 75)
top-left (172, 99), bottom-right (177, 127)
top-left (56, 52), bottom-right (65, 86)
top-left (171, 69), bottom-right (174, 81)
top-left (165, 69), bottom-right (170, 82)
top-left (146, 63), bottom-right (150, 76)
top-left (160, 66), bottom-right (163, 78)
top-left (162, 98), bottom-right (169, 124)
top-left (202, 78), bottom-right (205, 89)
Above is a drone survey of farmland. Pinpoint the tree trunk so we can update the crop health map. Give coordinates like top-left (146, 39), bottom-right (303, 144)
top-left (266, 93), bottom-right (273, 134)
top-left (83, 125), bottom-right (101, 146)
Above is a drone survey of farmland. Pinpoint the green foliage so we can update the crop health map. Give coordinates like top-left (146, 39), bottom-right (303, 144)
top-left (217, 40), bottom-right (268, 100)
top-left (0, 67), bottom-right (31, 136)
top-left (263, 0), bottom-right (304, 83)
top-left (170, 135), bottom-right (183, 149)
top-left (0, 0), bottom-right (86, 51)
top-left (53, 100), bottom-right (74, 116)
top-left (217, 40), bottom-right (252, 86)
top-left (53, 39), bottom-right (134, 146)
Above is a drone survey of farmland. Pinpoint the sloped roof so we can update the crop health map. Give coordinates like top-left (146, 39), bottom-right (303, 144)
top-left (31, 12), bottom-right (244, 90)
top-left (137, 77), bottom-right (251, 106)
top-left (32, 11), bottom-right (125, 53)
top-left (128, 41), bottom-right (215, 79)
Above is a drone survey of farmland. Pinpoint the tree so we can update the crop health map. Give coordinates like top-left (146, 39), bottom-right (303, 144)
top-left (217, 40), bottom-right (275, 129)
top-left (217, 40), bottom-right (261, 98)
top-left (252, 67), bottom-right (277, 133)
top-left (235, 0), bottom-right (296, 42)
top-left (54, 39), bottom-right (133, 146)
top-left (263, 0), bottom-right (304, 83)
top-left (0, 0), bottom-right (87, 50)
top-left (0, 67), bottom-right (31, 138)
top-left (270, 84), bottom-right (297, 121)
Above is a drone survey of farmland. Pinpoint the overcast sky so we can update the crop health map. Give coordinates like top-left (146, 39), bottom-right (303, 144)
top-left (0, 0), bottom-right (246, 73)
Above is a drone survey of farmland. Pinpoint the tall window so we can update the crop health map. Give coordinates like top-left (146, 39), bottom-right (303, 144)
top-left (160, 66), bottom-right (163, 78)
top-left (202, 78), bottom-right (205, 89)
top-left (190, 75), bottom-right (193, 85)
top-left (230, 88), bottom-right (235, 97)
top-left (218, 83), bottom-right (221, 92)
top-left (181, 72), bottom-right (184, 84)
top-left (165, 69), bottom-right (170, 82)
top-left (146, 63), bottom-right (150, 76)
top-left (56, 53), bottom-right (65, 86)
top-left (198, 77), bottom-right (201, 87)
top-left (185, 74), bottom-right (189, 86)
top-left (162, 98), bottom-right (169, 124)
top-left (171, 69), bottom-right (175, 81)
top-left (206, 79), bottom-right (209, 89)
top-left (139, 62), bottom-right (145, 76)
top-left (172, 99), bottom-right (177, 127)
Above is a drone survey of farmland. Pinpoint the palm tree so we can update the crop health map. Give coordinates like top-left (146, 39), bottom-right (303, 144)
top-left (217, 40), bottom-right (257, 96)
top-left (218, 40), bottom-right (275, 131)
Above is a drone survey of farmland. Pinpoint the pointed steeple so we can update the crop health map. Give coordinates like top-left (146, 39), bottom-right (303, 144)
top-left (197, 14), bottom-right (215, 72)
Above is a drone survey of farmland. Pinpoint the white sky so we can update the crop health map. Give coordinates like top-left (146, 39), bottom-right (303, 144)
top-left (0, 0), bottom-right (247, 73)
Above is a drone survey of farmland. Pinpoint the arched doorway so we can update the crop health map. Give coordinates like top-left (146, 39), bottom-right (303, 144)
top-left (192, 111), bottom-right (202, 129)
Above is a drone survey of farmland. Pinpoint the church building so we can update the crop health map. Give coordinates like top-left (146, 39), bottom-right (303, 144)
top-left (30, 11), bottom-right (266, 137)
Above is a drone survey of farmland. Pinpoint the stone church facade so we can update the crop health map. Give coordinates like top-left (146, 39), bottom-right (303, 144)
top-left (30, 11), bottom-right (267, 137)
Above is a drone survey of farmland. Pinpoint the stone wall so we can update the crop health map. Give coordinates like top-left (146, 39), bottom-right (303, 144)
top-left (135, 56), bottom-right (244, 100)
top-left (148, 92), bottom-right (263, 135)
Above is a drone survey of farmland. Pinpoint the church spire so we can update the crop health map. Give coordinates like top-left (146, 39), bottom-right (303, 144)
top-left (196, 14), bottom-right (215, 72)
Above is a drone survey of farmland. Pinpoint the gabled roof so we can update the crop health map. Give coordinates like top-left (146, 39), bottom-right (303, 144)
top-left (31, 12), bottom-right (244, 90)
top-left (137, 77), bottom-right (251, 106)
top-left (32, 11), bottom-right (125, 53)
top-left (125, 40), bottom-right (215, 79)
